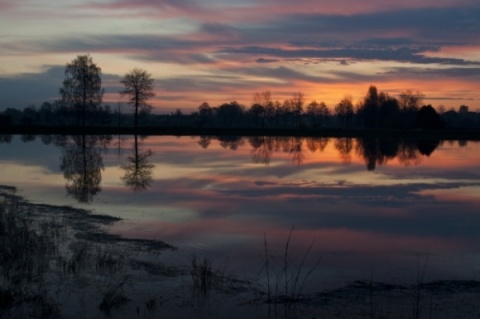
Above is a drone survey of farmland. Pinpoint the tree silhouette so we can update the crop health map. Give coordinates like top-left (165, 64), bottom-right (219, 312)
top-left (120, 68), bottom-right (155, 128)
top-left (306, 101), bottom-right (329, 128)
top-left (198, 102), bottom-right (213, 127)
top-left (415, 105), bottom-right (444, 130)
top-left (121, 135), bottom-right (155, 192)
top-left (357, 86), bottom-right (380, 128)
top-left (251, 90), bottom-right (273, 128)
top-left (398, 90), bottom-right (424, 128)
top-left (217, 102), bottom-right (244, 126)
top-left (398, 90), bottom-right (424, 113)
top-left (335, 96), bottom-right (354, 128)
top-left (378, 93), bottom-right (401, 128)
top-left (291, 92), bottom-right (304, 127)
top-left (60, 55), bottom-right (103, 126)
top-left (249, 103), bottom-right (266, 127)
top-left (459, 105), bottom-right (469, 113)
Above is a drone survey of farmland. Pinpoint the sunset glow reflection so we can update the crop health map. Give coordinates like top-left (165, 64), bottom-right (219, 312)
top-left (0, 134), bottom-right (479, 286)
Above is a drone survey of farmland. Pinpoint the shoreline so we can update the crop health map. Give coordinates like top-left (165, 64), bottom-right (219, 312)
top-left (1, 185), bottom-right (480, 318)
top-left (1, 125), bottom-right (480, 140)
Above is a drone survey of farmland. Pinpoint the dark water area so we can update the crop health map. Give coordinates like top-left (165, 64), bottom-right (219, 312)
top-left (1, 134), bottom-right (480, 291)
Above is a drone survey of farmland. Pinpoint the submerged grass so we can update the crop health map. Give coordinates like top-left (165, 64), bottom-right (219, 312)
top-left (99, 276), bottom-right (131, 313)
top-left (1, 185), bottom-right (479, 318)
top-left (0, 193), bottom-right (60, 318)
top-left (191, 255), bottom-right (213, 294)
top-left (262, 227), bottom-right (322, 307)
top-left (0, 186), bottom-right (175, 318)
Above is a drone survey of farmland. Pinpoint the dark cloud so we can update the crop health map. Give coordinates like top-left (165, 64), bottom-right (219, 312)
top-left (256, 58), bottom-right (279, 64)
top-left (0, 65), bottom-right (122, 110)
top-left (241, 66), bottom-right (333, 82)
top-left (220, 46), bottom-right (478, 65)
top-left (0, 66), bottom-right (64, 109)
top-left (199, 23), bottom-right (243, 38)
top-left (156, 72), bottom-right (262, 93)
top-left (4, 5), bottom-right (479, 67)
top-left (382, 67), bottom-right (480, 78)
top-left (268, 6), bottom-right (480, 45)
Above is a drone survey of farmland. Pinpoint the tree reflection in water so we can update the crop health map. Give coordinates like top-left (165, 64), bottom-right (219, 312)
top-left (355, 137), bottom-right (440, 171)
top-left (241, 135), bottom-right (440, 170)
top-left (218, 135), bottom-right (244, 150)
top-left (249, 136), bottom-right (273, 165)
top-left (247, 136), bottom-right (306, 165)
top-left (121, 135), bottom-right (155, 192)
top-left (334, 137), bottom-right (353, 164)
top-left (59, 135), bottom-right (111, 203)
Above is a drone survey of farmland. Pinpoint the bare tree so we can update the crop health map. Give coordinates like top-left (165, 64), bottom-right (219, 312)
top-left (120, 68), bottom-right (155, 128)
top-left (306, 100), bottom-right (329, 128)
top-left (251, 91), bottom-right (273, 128)
top-left (291, 92), bottom-right (304, 126)
top-left (398, 90), bottom-right (425, 128)
top-left (398, 90), bottom-right (424, 112)
top-left (459, 105), bottom-right (469, 113)
top-left (335, 95), bottom-right (354, 128)
top-left (253, 90), bottom-right (272, 107)
top-left (60, 54), bottom-right (103, 126)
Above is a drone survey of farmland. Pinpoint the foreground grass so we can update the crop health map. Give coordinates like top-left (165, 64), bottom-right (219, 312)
top-left (1, 185), bottom-right (479, 318)
top-left (0, 186), bottom-right (178, 318)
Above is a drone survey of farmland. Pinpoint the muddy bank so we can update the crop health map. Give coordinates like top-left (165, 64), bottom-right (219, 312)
top-left (1, 185), bottom-right (480, 319)
top-left (0, 186), bottom-right (257, 318)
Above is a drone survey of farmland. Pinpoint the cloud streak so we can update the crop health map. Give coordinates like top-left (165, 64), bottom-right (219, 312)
top-left (0, 0), bottom-right (479, 110)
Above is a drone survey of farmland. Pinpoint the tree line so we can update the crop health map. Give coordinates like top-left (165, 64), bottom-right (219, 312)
top-left (0, 55), bottom-right (479, 131)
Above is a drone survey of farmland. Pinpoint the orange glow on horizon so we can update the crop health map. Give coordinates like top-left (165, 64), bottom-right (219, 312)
top-left (132, 77), bottom-right (479, 113)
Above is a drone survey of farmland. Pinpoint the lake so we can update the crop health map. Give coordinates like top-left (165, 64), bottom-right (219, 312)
top-left (1, 134), bottom-right (480, 291)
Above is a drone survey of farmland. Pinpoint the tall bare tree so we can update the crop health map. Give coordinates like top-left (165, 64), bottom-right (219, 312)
top-left (120, 68), bottom-right (155, 128)
top-left (251, 91), bottom-right (273, 128)
top-left (398, 90), bottom-right (425, 128)
top-left (60, 55), bottom-right (103, 126)
top-left (398, 90), bottom-right (424, 112)
top-left (335, 95), bottom-right (354, 128)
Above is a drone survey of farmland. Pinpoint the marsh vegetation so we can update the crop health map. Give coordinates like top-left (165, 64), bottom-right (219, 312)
top-left (1, 186), bottom-right (480, 318)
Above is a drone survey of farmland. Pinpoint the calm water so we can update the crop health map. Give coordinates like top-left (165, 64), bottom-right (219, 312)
top-left (1, 134), bottom-right (480, 290)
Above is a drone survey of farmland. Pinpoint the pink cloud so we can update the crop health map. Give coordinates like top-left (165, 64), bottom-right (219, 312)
top-left (79, 0), bottom-right (476, 24)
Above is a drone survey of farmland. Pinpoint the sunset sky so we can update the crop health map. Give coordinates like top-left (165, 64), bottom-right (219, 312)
top-left (0, 0), bottom-right (479, 113)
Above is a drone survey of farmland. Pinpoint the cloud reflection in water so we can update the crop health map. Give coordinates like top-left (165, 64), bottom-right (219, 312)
top-left (1, 135), bottom-right (480, 286)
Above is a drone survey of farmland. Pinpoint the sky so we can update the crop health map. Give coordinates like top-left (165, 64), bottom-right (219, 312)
top-left (0, 0), bottom-right (479, 113)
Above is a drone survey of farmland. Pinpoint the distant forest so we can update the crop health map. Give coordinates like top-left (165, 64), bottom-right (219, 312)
top-left (0, 86), bottom-right (478, 133)
top-left (0, 55), bottom-right (479, 134)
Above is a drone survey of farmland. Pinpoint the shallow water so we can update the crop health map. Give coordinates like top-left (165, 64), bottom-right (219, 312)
top-left (1, 134), bottom-right (480, 290)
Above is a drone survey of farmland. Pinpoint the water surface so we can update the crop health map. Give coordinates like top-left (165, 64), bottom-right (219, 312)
top-left (1, 134), bottom-right (479, 290)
